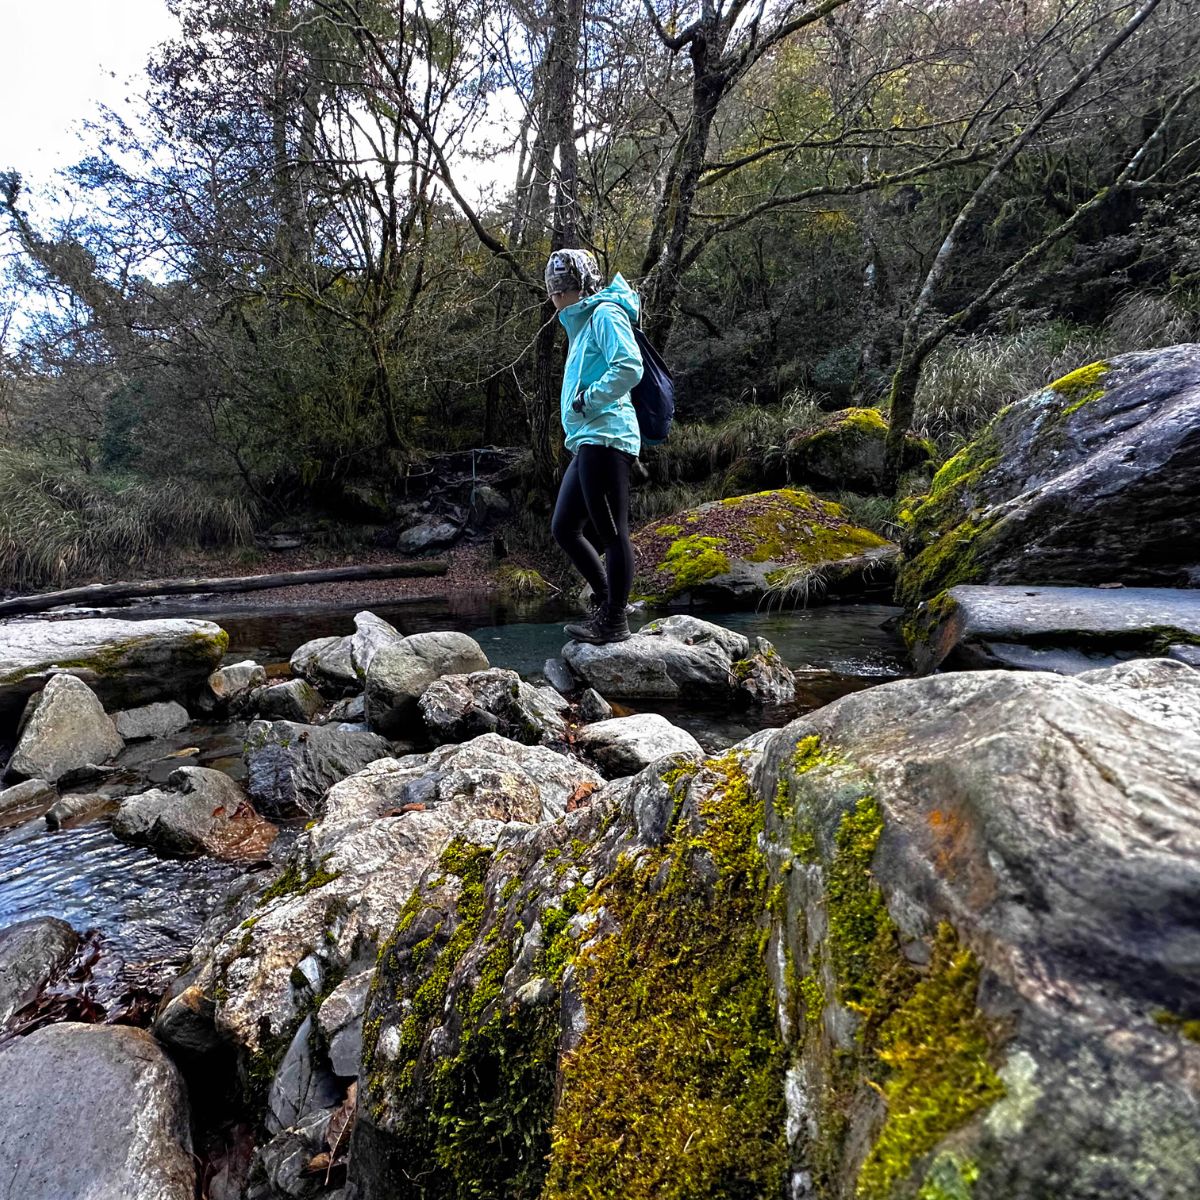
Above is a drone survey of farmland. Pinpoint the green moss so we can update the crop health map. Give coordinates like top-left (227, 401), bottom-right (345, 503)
top-left (856, 926), bottom-right (1004, 1199)
top-left (800, 973), bottom-right (826, 1023)
top-left (495, 563), bottom-right (552, 598)
top-left (257, 858), bottom-right (341, 906)
top-left (1154, 1010), bottom-right (1200, 1043)
top-left (1048, 360), bottom-right (1109, 415)
top-left (655, 523), bottom-right (682, 537)
top-left (895, 516), bottom-right (997, 612)
top-left (914, 1154), bottom-right (981, 1200)
top-left (543, 751), bottom-right (787, 1199)
top-left (537, 882), bottom-right (590, 980)
top-left (363, 837), bottom-right (562, 1198)
top-left (655, 534), bottom-right (732, 592)
top-left (826, 796), bottom-right (912, 1030)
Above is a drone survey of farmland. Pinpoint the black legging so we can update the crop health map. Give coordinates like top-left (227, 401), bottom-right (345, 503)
top-left (551, 443), bottom-right (635, 613)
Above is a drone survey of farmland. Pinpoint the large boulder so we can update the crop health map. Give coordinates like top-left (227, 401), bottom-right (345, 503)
top-left (0, 916), bottom-right (79, 1025)
top-left (113, 766), bottom-right (278, 860)
top-left (6, 673), bottom-right (124, 782)
top-left (244, 720), bottom-right (393, 817)
top-left (351, 746), bottom-right (763, 1197)
top-left (786, 407), bottom-right (933, 493)
top-left (632, 488), bottom-right (898, 607)
top-left (290, 637), bottom-right (357, 696)
top-left (575, 713), bottom-right (704, 777)
top-left (0, 1022), bottom-right (194, 1200)
top-left (563, 614), bottom-right (796, 703)
top-left (906, 583), bottom-right (1200, 674)
top-left (419, 668), bottom-right (568, 747)
top-left (0, 617), bottom-right (227, 729)
top-left (365, 632), bottom-right (490, 737)
top-left (757, 658), bottom-right (1200, 1199)
top-left (897, 345), bottom-right (1200, 609)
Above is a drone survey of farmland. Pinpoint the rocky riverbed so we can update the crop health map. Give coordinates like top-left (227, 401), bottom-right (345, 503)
top-left (2, 344), bottom-right (1200, 1200)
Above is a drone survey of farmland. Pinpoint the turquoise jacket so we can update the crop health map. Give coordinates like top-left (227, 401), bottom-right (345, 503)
top-left (558, 273), bottom-right (643, 457)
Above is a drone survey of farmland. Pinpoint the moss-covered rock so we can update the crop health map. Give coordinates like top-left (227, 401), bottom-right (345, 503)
top-left (759, 659), bottom-right (1200, 1199)
top-left (633, 488), bottom-right (899, 607)
top-left (896, 345), bottom-right (1200, 611)
top-left (352, 741), bottom-right (790, 1199)
top-left (788, 408), bottom-right (933, 493)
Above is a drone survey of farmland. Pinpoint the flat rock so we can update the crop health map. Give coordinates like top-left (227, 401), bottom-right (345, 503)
top-left (0, 1022), bottom-right (194, 1200)
top-left (563, 614), bottom-right (795, 703)
top-left (397, 518), bottom-right (459, 553)
top-left (0, 916), bottom-right (79, 1025)
top-left (907, 584), bottom-right (1200, 674)
top-left (7, 674), bottom-right (124, 782)
top-left (290, 635), bottom-right (358, 696)
top-left (575, 713), bottom-right (704, 777)
top-left (113, 700), bottom-right (191, 740)
top-left (543, 656), bottom-right (577, 694)
top-left (898, 344), bottom-right (1200, 608)
top-left (0, 617), bottom-right (228, 729)
top-left (244, 720), bottom-right (393, 817)
top-left (113, 766), bottom-right (278, 860)
top-left (0, 777), bottom-right (55, 815)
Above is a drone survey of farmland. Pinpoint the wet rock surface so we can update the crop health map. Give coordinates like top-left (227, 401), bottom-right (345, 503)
top-left (252, 678), bottom-right (323, 723)
top-left (244, 720), bottom-right (393, 817)
top-left (907, 583), bottom-right (1200, 674)
top-left (0, 915), bottom-right (79, 1025)
top-left (0, 1021), bottom-right (195, 1200)
top-left (7, 674), bottom-right (124, 783)
top-left (898, 344), bottom-right (1200, 608)
top-left (113, 766), bottom-right (278, 860)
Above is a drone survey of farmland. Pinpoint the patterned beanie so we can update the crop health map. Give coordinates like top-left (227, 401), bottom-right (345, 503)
top-left (544, 248), bottom-right (603, 297)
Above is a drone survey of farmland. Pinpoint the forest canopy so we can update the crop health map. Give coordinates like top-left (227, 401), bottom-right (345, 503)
top-left (1, 0), bottom-right (1198, 585)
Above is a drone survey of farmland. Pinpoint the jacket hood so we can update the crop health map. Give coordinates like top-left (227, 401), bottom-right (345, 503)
top-left (559, 273), bottom-right (640, 337)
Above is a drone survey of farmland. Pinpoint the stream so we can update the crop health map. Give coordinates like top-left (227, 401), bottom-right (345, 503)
top-left (0, 593), bottom-right (908, 1012)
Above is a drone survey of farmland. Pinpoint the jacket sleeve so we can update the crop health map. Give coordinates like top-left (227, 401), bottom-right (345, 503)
top-left (579, 305), bottom-right (644, 414)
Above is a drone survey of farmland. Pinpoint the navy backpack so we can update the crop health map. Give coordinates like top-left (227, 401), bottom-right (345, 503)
top-left (597, 301), bottom-right (675, 444)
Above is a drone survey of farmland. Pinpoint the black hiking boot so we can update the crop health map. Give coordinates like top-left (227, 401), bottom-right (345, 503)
top-left (564, 606), bottom-right (632, 644)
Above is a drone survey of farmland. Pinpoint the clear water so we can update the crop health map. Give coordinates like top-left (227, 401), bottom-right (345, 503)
top-left (0, 592), bottom-right (908, 1008)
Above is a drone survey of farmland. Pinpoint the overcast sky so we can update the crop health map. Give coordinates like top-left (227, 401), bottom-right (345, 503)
top-left (0, 0), bottom-right (179, 188)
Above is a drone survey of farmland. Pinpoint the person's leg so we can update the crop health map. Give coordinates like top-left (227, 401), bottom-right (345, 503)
top-left (576, 444), bottom-right (634, 615)
top-left (550, 453), bottom-right (608, 603)
top-left (563, 444), bottom-right (634, 642)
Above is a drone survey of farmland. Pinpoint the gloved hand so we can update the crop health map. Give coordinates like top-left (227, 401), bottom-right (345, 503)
top-left (571, 388), bottom-right (587, 415)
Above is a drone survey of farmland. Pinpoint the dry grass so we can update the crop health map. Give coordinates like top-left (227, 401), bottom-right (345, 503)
top-left (0, 448), bottom-right (256, 590)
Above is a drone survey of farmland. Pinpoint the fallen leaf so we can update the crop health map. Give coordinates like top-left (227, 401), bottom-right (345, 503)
top-left (566, 780), bottom-right (600, 812)
top-left (167, 747), bottom-right (200, 758)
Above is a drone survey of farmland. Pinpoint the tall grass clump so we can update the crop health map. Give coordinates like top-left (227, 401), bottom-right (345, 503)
top-left (1104, 288), bottom-right (1200, 350)
top-left (645, 390), bottom-right (825, 487)
top-left (0, 448), bottom-right (256, 591)
top-left (912, 322), bottom-right (1112, 450)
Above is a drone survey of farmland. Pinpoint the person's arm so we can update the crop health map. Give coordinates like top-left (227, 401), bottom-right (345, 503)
top-left (574, 305), bottom-right (643, 414)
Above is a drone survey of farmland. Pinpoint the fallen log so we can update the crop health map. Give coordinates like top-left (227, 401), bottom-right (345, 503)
top-left (0, 560), bottom-right (449, 619)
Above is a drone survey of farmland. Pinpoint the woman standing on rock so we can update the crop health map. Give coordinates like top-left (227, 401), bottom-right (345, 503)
top-left (546, 249), bottom-right (643, 645)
